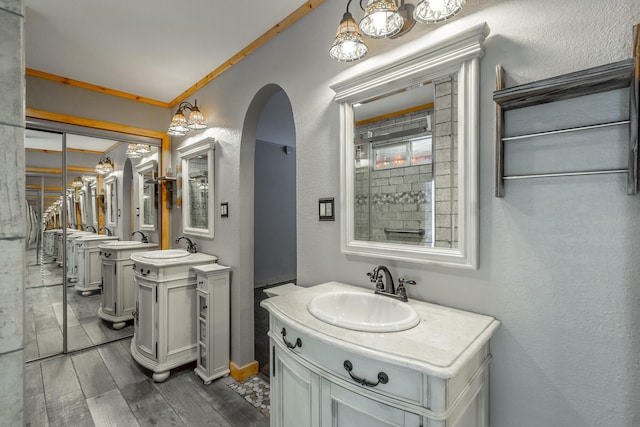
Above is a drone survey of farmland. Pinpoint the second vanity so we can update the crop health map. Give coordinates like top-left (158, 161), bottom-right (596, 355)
top-left (97, 241), bottom-right (159, 328)
top-left (129, 249), bottom-right (217, 382)
top-left (261, 282), bottom-right (500, 427)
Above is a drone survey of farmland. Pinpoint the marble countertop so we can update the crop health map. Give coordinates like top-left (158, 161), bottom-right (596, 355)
top-left (130, 250), bottom-right (217, 267)
top-left (261, 281), bottom-right (500, 379)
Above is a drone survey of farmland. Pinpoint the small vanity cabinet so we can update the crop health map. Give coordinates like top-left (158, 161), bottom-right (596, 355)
top-left (75, 235), bottom-right (119, 295)
top-left (97, 241), bottom-right (158, 329)
top-left (193, 264), bottom-right (231, 384)
top-left (261, 282), bottom-right (500, 427)
top-left (129, 250), bottom-right (217, 382)
top-left (64, 230), bottom-right (92, 272)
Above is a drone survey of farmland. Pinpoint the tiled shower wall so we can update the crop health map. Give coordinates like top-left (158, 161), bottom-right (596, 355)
top-left (355, 110), bottom-right (434, 245)
top-left (433, 75), bottom-right (458, 248)
top-left (354, 76), bottom-right (458, 247)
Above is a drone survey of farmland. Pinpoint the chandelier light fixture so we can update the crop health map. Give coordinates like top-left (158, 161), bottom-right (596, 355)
top-left (359, 0), bottom-right (404, 39)
top-left (95, 156), bottom-right (114, 174)
top-left (168, 100), bottom-right (208, 136)
top-left (329, 0), bottom-right (369, 62)
top-left (330, 0), bottom-right (466, 62)
top-left (414, 0), bottom-right (465, 23)
top-left (71, 177), bottom-right (84, 188)
top-left (125, 143), bottom-right (151, 159)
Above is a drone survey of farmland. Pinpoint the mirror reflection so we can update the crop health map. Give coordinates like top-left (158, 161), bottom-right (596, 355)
top-left (138, 161), bottom-right (158, 230)
top-left (24, 127), bottom-right (160, 361)
top-left (178, 138), bottom-right (215, 238)
top-left (188, 155), bottom-right (209, 229)
top-left (352, 76), bottom-right (457, 248)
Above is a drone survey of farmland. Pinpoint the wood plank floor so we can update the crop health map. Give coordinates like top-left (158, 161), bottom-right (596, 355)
top-left (25, 249), bottom-right (134, 361)
top-left (25, 338), bottom-right (269, 427)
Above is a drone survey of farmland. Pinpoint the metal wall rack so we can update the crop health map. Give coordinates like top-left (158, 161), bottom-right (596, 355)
top-left (493, 25), bottom-right (639, 197)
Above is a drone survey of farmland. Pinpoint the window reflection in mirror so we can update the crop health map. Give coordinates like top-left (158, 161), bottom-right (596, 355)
top-left (188, 155), bottom-right (209, 229)
top-left (105, 176), bottom-right (117, 227)
top-left (178, 138), bottom-right (215, 238)
top-left (136, 160), bottom-right (157, 230)
top-left (90, 182), bottom-right (99, 229)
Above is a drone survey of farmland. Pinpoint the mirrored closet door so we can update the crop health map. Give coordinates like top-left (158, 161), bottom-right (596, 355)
top-left (25, 120), bottom-right (161, 361)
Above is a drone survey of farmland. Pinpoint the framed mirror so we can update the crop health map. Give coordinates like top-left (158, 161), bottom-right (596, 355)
top-left (136, 159), bottom-right (158, 231)
top-left (77, 187), bottom-right (87, 227)
top-left (104, 175), bottom-right (118, 227)
top-left (330, 23), bottom-right (488, 269)
top-left (90, 181), bottom-right (99, 229)
top-left (178, 138), bottom-right (215, 238)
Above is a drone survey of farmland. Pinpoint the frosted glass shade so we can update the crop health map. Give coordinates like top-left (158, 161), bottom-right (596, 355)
top-left (414, 0), bottom-right (465, 23)
top-left (359, 0), bottom-right (404, 39)
top-left (330, 12), bottom-right (368, 62)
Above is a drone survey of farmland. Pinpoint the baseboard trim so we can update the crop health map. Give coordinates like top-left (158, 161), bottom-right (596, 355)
top-left (230, 360), bottom-right (259, 382)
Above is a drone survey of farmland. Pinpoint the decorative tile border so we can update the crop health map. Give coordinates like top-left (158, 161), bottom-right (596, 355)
top-left (227, 375), bottom-right (270, 418)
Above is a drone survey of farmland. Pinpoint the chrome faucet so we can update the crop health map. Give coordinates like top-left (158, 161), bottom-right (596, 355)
top-left (99, 226), bottom-right (112, 236)
top-left (85, 225), bottom-right (97, 232)
top-left (176, 236), bottom-right (197, 253)
top-left (131, 231), bottom-right (149, 243)
top-left (367, 266), bottom-right (416, 302)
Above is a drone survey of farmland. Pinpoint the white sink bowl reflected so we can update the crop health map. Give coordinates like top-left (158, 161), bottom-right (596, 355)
top-left (308, 292), bottom-right (420, 332)
top-left (112, 241), bottom-right (146, 246)
top-left (141, 249), bottom-right (190, 259)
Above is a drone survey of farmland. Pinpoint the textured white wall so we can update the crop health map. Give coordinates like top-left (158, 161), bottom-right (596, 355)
top-left (22, 0), bottom-right (640, 425)
top-left (171, 0), bottom-right (640, 425)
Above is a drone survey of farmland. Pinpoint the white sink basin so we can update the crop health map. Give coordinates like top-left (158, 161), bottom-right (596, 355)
top-left (111, 241), bottom-right (145, 246)
top-left (141, 249), bottom-right (190, 259)
top-left (307, 291), bottom-right (420, 332)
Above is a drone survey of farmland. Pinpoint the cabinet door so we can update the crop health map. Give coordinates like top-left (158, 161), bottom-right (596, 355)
top-left (88, 249), bottom-right (102, 287)
top-left (321, 381), bottom-right (421, 427)
top-left (272, 344), bottom-right (320, 427)
top-left (100, 261), bottom-right (116, 316)
top-left (121, 261), bottom-right (137, 315)
top-left (135, 279), bottom-right (157, 361)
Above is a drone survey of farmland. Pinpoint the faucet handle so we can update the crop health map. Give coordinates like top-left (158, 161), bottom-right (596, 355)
top-left (398, 278), bottom-right (416, 286)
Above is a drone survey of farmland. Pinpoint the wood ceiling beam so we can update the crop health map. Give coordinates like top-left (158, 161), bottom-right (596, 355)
top-left (25, 68), bottom-right (170, 108)
top-left (26, 166), bottom-right (96, 174)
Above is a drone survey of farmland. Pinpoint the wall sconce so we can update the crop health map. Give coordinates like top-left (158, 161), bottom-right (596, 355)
top-left (125, 143), bottom-right (152, 159)
top-left (330, 0), bottom-right (465, 62)
top-left (167, 100), bottom-right (208, 136)
top-left (71, 177), bottom-right (84, 188)
top-left (95, 156), bottom-right (114, 174)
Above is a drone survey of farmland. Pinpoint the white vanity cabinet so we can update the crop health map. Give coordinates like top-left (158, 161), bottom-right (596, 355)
top-left (193, 264), bottom-right (231, 384)
top-left (129, 250), bottom-right (217, 382)
top-left (63, 230), bottom-right (91, 270)
top-left (97, 241), bottom-right (158, 329)
top-left (262, 282), bottom-right (500, 427)
top-left (75, 235), bottom-right (119, 295)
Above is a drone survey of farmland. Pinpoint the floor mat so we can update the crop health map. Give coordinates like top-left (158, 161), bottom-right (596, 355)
top-left (227, 375), bottom-right (270, 417)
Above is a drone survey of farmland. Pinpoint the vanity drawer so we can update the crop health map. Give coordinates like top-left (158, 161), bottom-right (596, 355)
top-left (132, 263), bottom-right (159, 281)
top-left (99, 248), bottom-right (116, 260)
top-left (271, 317), bottom-right (424, 406)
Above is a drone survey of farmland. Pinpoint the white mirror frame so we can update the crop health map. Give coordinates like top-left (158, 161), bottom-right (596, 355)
top-left (178, 138), bottom-right (215, 239)
top-left (330, 23), bottom-right (488, 269)
top-left (104, 174), bottom-right (117, 228)
top-left (135, 159), bottom-right (157, 231)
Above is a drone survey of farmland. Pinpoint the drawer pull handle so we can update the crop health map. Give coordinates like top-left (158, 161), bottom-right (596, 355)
top-left (343, 360), bottom-right (388, 387)
top-left (281, 328), bottom-right (302, 349)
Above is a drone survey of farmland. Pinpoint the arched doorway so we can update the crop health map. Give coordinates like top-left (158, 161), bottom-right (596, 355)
top-left (238, 84), bottom-right (296, 378)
